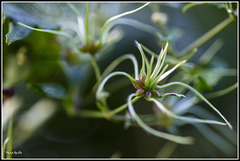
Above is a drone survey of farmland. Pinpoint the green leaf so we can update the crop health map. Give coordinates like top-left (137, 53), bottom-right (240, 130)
top-left (3, 3), bottom-right (59, 44)
top-left (27, 83), bottom-right (67, 100)
top-left (195, 75), bottom-right (212, 92)
top-left (194, 58), bottom-right (236, 90)
top-left (27, 60), bottom-right (66, 84)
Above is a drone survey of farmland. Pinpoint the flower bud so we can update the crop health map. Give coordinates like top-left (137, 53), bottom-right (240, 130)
top-left (136, 88), bottom-right (145, 95)
top-left (133, 80), bottom-right (144, 89)
top-left (139, 74), bottom-right (146, 83)
top-left (151, 12), bottom-right (168, 24)
top-left (145, 91), bottom-right (152, 98)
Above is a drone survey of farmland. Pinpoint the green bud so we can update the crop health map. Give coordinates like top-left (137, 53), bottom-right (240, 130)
top-left (133, 80), bottom-right (144, 89)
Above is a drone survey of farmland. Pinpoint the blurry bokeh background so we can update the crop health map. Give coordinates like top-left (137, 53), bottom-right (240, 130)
top-left (2, 2), bottom-right (238, 158)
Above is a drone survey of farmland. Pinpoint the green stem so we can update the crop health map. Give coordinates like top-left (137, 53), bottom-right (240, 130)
top-left (99, 2), bottom-right (150, 45)
top-left (77, 96), bottom-right (140, 120)
top-left (156, 141), bottom-right (178, 158)
top-left (86, 3), bottom-right (89, 45)
top-left (92, 54), bottom-right (139, 93)
top-left (127, 93), bottom-right (194, 144)
top-left (2, 137), bottom-right (9, 158)
top-left (96, 71), bottom-right (135, 117)
top-left (6, 114), bottom-right (13, 159)
top-left (157, 82), bottom-right (233, 130)
top-left (67, 2), bottom-right (82, 18)
top-left (18, 22), bottom-right (79, 50)
top-left (150, 98), bottom-right (227, 126)
top-left (77, 109), bottom-right (126, 121)
top-left (78, 110), bottom-right (108, 118)
top-left (101, 54), bottom-right (139, 81)
top-left (96, 71), bottom-right (135, 101)
top-left (204, 83), bottom-right (238, 99)
top-left (178, 16), bottom-right (235, 57)
top-left (90, 55), bottom-right (101, 86)
top-left (110, 96), bottom-right (141, 116)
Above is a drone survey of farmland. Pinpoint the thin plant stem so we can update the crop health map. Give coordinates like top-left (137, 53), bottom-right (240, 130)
top-left (198, 38), bottom-right (224, 65)
top-left (18, 22), bottom-right (79, 50)
top-left (78, 109), bottom-right (108, 118)
top-left (67, 2), bottom-right (82, 18)
top-left (90, 55), bottom-right (101, 86)
top-left (127, 93), bottom-right (194, 144)
top-left (101, 54), bottom-right (139, 81)
top-left (156, 141), bottom-right (178, 158)
top-left (181, 83), bottom-right (238, 112)
top-left (99, 2), bottom-right (150, 45)
top-left (96, 71), bottom-right (135, 101)
top-left (157, 81), bottom-right (233, 130)
top-left (77, 97), bottom-right (141, 120)
top-left (77, 109), bottom-right (126, 121)
top-left (85, 3), bottom-right (89, 45)
top-left (96, 71), bottom-right (135, 116)
top-left (150, 98), bottom-right (227, 126)
top-left (2, 137), bottom-right (9, 158)
top-left (110, 96), bottom-right (141, 116)
top-left (92, 53), bottom-right (139, 93)
top-left (204, 83), bottom-right (238, 99)
top-left (6, 114), bottom-right (13, 159)
top-left (178, 16), bottom-right (235, 57)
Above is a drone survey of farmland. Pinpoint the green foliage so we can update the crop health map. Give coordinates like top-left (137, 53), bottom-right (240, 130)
top-left (27, 83), bottom-right (67, 100)
top-left (2, 2), bottom-right (237, 158)
top-left (3, 3), bottom-right (59, 44)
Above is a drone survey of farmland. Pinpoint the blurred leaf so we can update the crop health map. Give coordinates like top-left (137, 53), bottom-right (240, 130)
top-left (3, 3), bottom-right (59, 44)
top-left (3, 48), bottom-right (30, 88)
top-left (27, 83), bottom-right (67, 100)
top-left (103, 18), bottom-right (159, 42)
top-left (195, 75), bottom-right (212, 92)
top-left (179, 56), bottom-right (236, 93)
top-left (23, 31), bottom-right (60, 60)
top-left (27, 60), bottom-right (66, 84)
top-left (198, 39), bottom-right (224, 65)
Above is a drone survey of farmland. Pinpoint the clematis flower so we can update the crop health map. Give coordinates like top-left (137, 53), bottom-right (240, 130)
top-left (96, 41), bottom-right (232, 144)
top-left (16, 2), bottom-right (156, 85)
top-left (17, 2), bottom-right (153, 57)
